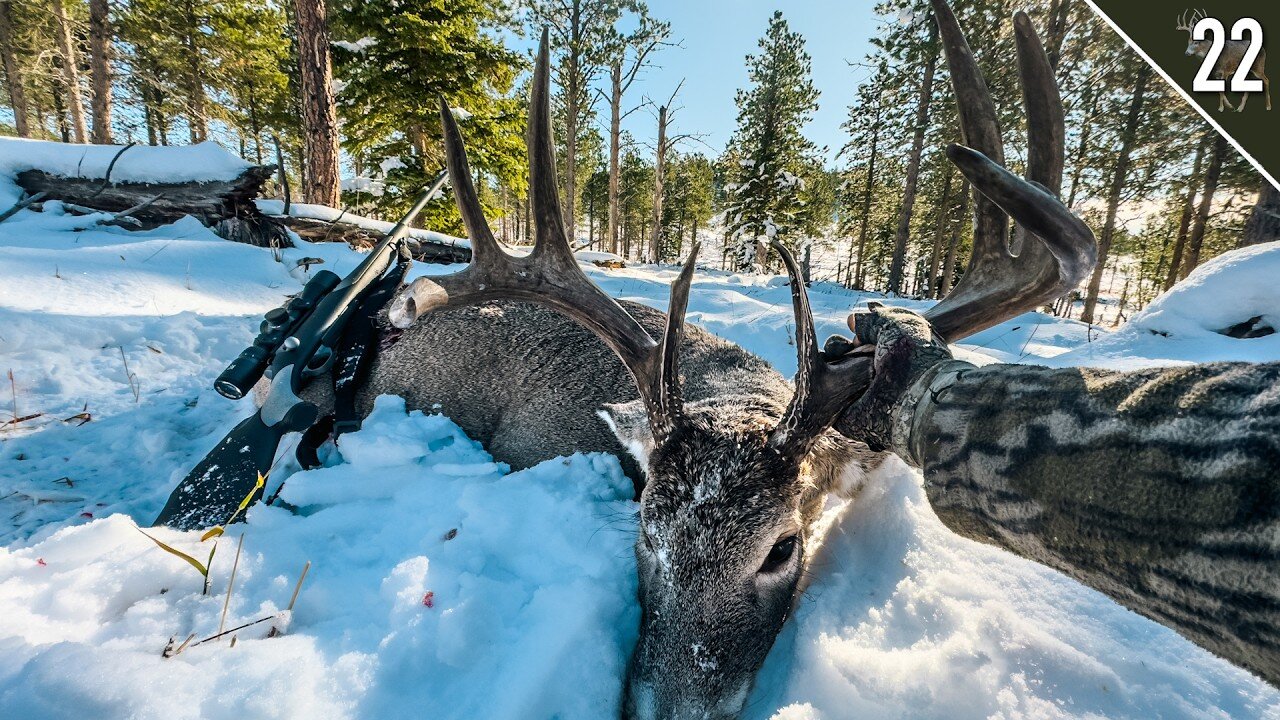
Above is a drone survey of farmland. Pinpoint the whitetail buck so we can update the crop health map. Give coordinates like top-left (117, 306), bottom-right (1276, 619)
top-left (1177, 9), bottom-right (1272, 112)
top-left (323, 2), bottom-right (1095, 716)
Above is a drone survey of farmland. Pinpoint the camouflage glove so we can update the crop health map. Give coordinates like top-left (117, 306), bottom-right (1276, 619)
top-left (829, 303), bottom-right (967, 462)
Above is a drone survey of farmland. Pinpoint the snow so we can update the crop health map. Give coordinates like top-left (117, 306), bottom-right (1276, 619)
top-left (1046, 241), bottom-right (1280, 370)
top-left (2, 168), bottom-right (1279, 718)
top-left (0, 138), bottom-right (253, 207)
top-left (333, 37), bottom-right (377, 53)
top-left (256, 199), bottom-right (472, 251)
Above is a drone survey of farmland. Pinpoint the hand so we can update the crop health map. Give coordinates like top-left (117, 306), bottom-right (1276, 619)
top-left (829, 303), bottom-right (953, 454)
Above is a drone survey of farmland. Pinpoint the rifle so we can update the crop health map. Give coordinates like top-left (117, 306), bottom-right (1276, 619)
top-left (154, 172), bottom-right (450, 529)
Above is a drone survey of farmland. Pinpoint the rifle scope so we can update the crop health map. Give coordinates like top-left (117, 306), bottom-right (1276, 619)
top-left (214, 269), bottom-right (342, 400)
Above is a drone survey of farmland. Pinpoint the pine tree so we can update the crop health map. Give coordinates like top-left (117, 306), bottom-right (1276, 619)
top-left (332, 0), bottom-right (523, 230)
top-left (0, 0), bottom-right (31, 136)
top-left (722, 11), bottom-right (819, 272)
top-left (292, 0), bottom-right (339, 205)
top-left (88, 0), bottom-right (111, 143)
top-left (51, 0), bottom-right (88, 142)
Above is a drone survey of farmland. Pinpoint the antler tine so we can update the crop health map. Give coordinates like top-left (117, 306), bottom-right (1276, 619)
top-left (1015, 12), bottom-right (1064, 193)
top-left (924, 0), bottom-right (1095, 341)
top-left (438, 95), bottom-right (504, 262)
top-left (388, 28), bottom-right (695, 447)
top-left (929, 0), bottom-right (1009, 328)
top-left (526, 29), bottom-right (577, 268)
top-left (767, 241), bottom-right (872, 460)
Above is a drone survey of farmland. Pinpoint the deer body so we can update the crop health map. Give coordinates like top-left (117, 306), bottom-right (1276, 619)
top-left (355, 299), bottom-right (868, 495)
top-left (1181, 13), bottom-right (1272, 112)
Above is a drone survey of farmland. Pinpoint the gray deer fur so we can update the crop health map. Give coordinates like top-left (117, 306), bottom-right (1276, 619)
top-left (360, 300), bottom-right (874, 497)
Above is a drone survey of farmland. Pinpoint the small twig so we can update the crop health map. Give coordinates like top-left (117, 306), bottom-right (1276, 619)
top-left (274, 136), bottom-right (291, 216)
top-left (162, 633), bottom-right (196, 658)
top-left (118, 347), bottom-right (140, 402)
top-left (101, 193), bottom-right (164, 227)
top-left (287, 560), bottom-right (311, 612)
top-left (6, 369), bottom-right (16, 423)
top-left (191, 614), bottom-right (277, 647)
top-left (0, 191), bottom-right (48, 224)
top-left (62, 202), bottom-right (110, 216)
top-left (90, 142), bottom-right (137, 197)
top-left (218, 534), bottom-right (245, 637)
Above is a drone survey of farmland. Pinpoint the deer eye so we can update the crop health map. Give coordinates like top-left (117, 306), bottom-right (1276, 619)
top-left (759, 535), bottom-right (798, 574)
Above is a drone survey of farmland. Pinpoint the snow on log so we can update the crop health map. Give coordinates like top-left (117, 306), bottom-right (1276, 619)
top-left (15, 165), bottom-right (278, 230)
top-left (278, 215), bottom-right (472, 264)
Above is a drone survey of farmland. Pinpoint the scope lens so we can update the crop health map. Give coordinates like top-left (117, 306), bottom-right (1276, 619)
top-left (214, 379), bottom-right (247, 400)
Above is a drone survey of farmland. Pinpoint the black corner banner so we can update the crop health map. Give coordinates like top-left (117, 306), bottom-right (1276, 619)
top-left (1087, 0), bottom-right (1280, 190)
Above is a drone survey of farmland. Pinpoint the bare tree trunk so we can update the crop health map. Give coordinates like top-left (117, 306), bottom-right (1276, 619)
top-left (88, 0), bottom-right (111, 143)
top-left (1065, 84), bottom-right (1096, 209)
top-left (649, 104), bottom-right (668, 264)
top-left (247, 81), bottom-right (263, 164)
top-left (607, 62), bottom-right (622, 254)
top-left (1163, 133), bottom-right (1208, 290)
top-left (51, 0), bottom-right (88, 143)
top-left (1240, 180), bottom-right (1280, 248)
top-left (292, 0), bottom-right (340, 207)
top-left (52, 75), bottom-right (70, 141)
top-left (1179, 133), bottom-right (1227, 280)
top-left (1081, 64), bottom-right (1149, 324)
top-left (180, 0), bottom-right (207, 142)
top-left (561, 1), bottom-right (584, 237)
top-left (1043, 0), bottom-right (1071, 70)
top-left (924, 167), bottom-right (953, 298)
top-left (0, 0), bottom-right (31, 137)
top-left (853, 103), bottom-right (882, 289)
top-left (939, 179), bottom-right (969, 298)
top-left (887, 20), bottom-right (938, 295)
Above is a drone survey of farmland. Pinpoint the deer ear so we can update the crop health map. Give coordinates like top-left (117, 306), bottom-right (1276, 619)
top-left (599, 400), bottom-right (656, 467)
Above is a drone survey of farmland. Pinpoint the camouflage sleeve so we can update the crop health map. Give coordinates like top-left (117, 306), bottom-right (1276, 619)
top-left (903, 360), bottom-right (1280, 685)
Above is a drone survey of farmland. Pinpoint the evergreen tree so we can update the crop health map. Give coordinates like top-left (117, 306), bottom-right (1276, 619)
top-left (332, 0), bottom-right (524, 230)
top-left (722, 11), bottom-right (820, 272)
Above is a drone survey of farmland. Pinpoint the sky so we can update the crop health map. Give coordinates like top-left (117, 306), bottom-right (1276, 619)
top-left (515, 0), bottom-right (885, 163)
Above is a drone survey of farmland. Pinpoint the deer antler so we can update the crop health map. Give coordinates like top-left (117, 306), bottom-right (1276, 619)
top-left (923, 3), bottom-right (1095, 340)
top-left (389, 30), bottom-right (697, 445)
top-left (770, 1), bottom-right (1096, 460)
top-left (1177, 8), bottom-right (1205, 31)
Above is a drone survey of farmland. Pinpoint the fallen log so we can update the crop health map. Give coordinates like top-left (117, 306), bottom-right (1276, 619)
top-left (15, 159), bottom-right (479, 264)
top-left (15, 165), bottom-right (290, 247)
top-left (277, 215), bottom-right (472, 264)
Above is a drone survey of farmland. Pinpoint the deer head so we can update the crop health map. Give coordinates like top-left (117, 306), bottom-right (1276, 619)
top-left (388, 0), bottom-right (1094, 715)
top-left (1177, 9), bottom-right (1209, 57)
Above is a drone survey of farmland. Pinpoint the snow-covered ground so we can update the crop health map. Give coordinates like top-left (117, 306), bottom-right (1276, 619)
top-left (2, 158), bottom-right (1279, 717)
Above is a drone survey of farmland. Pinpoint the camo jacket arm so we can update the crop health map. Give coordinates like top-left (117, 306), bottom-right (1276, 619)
top-left (896, 359), bottom-right (1280, 686)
